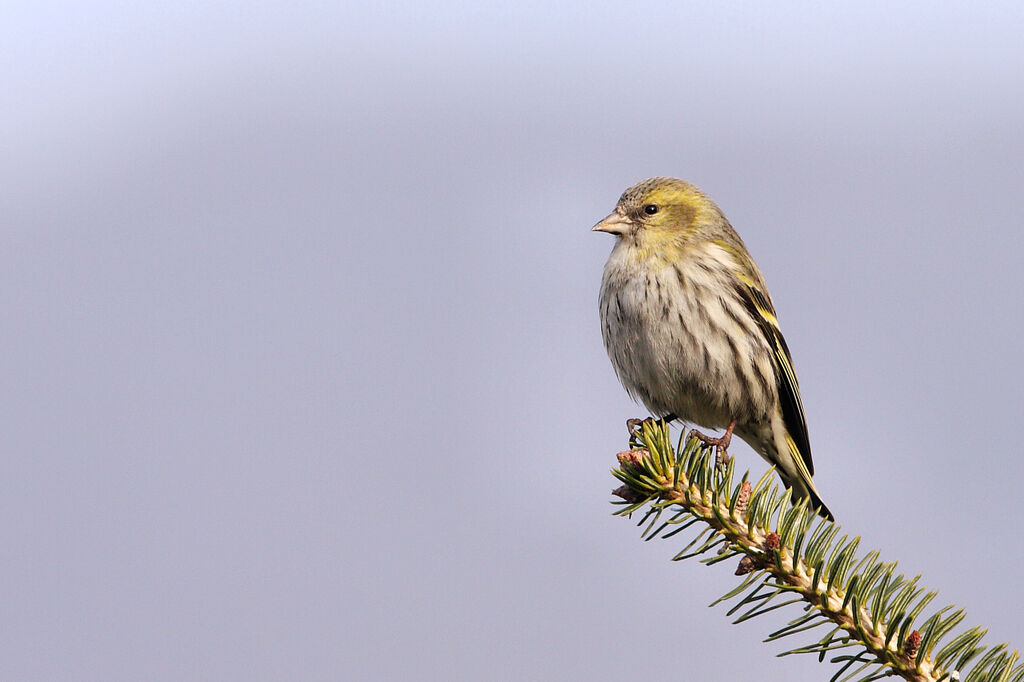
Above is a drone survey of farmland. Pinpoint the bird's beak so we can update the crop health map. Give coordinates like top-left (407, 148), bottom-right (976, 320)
top-left (591, 210), bottom-right (633, 236)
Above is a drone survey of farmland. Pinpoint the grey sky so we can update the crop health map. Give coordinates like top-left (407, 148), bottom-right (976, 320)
top-left (4, 2), bottom-right (1024, 680)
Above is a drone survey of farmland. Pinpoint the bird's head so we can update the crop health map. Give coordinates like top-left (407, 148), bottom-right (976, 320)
top-left (592, 177), bottom-right (723, 254)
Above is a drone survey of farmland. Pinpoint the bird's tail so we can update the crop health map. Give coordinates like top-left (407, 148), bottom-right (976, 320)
top-left (777, 437), bottom-right (834, 521)
top-left (785, 473), bottom-right (834, 521)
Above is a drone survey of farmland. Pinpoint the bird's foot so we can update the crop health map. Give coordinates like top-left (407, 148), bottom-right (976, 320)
top-left (626, 417), bottom-right (656, 446)
top-left (689, 420), bottom-right (736, 470)
top-left (627, 413), bottom-right (677, 446)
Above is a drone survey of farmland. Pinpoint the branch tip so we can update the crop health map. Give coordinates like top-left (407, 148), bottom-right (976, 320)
top-left (612, 485), bottom-right (645, 503)
top-left (904, 630), bottom-right (922, 660)
top-left (735, 554), bottom-right (769, 575)
top-left (735, 481), bottom-right (752, 514)
top-left (616, 449), bottom-right (649, 467)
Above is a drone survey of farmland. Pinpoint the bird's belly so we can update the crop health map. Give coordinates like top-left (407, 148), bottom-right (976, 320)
top-left (601, 265), bottom-right (773, 428)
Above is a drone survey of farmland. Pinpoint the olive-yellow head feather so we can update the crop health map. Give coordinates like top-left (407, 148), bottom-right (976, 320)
top-left (592, 177), bottom-right (725, 250)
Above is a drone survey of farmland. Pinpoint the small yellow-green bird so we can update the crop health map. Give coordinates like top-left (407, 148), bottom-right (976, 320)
top-left (594, 177), bottom-right (833, 520)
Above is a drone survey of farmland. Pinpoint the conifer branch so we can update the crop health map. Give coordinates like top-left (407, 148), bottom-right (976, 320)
top-left (611, 419), bottom-right (1021, 682)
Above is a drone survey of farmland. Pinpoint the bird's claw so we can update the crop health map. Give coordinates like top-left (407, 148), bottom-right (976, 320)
top-left (626, 418), bottom-right (647, 432)
top-left (627, 417), bottom-right (653, 446)
top-left (688, 420), bottom-right (736, 471)
top-left (628, 416), bottom-right (673, 446)
top-left (627, 414), bottom-right (681, 446)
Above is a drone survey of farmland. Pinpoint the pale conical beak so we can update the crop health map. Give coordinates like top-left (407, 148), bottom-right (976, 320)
top-left (591, 210), bottom-right (633, 236)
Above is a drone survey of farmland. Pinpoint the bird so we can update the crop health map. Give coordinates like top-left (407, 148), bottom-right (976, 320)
top-left (594, 177), bottom-right (833, 520)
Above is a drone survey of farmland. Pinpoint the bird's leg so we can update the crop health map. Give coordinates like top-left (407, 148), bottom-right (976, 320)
top-left (689, 419), bottom-right (736, 469)
top-left (627, 413), bottom-right (678, 446)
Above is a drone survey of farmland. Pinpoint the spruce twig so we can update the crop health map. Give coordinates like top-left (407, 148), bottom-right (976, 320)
top-left (611, 419), bottom-right (1020, 682)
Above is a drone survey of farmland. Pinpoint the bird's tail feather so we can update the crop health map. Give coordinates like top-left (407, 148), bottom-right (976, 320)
top-left (778, 437), bottom-right (834, 521)
top-left (787, 475), bottom-right (834, 521)
top-left (779, 466), bottom-right (833, 521)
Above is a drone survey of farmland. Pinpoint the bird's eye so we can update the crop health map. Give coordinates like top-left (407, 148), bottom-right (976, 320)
top-left (643, 204), bottom-right (659, 215)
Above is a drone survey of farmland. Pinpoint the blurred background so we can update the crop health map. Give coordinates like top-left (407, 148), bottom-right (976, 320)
top-left (3, 2), bottom-right (1023, 680)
